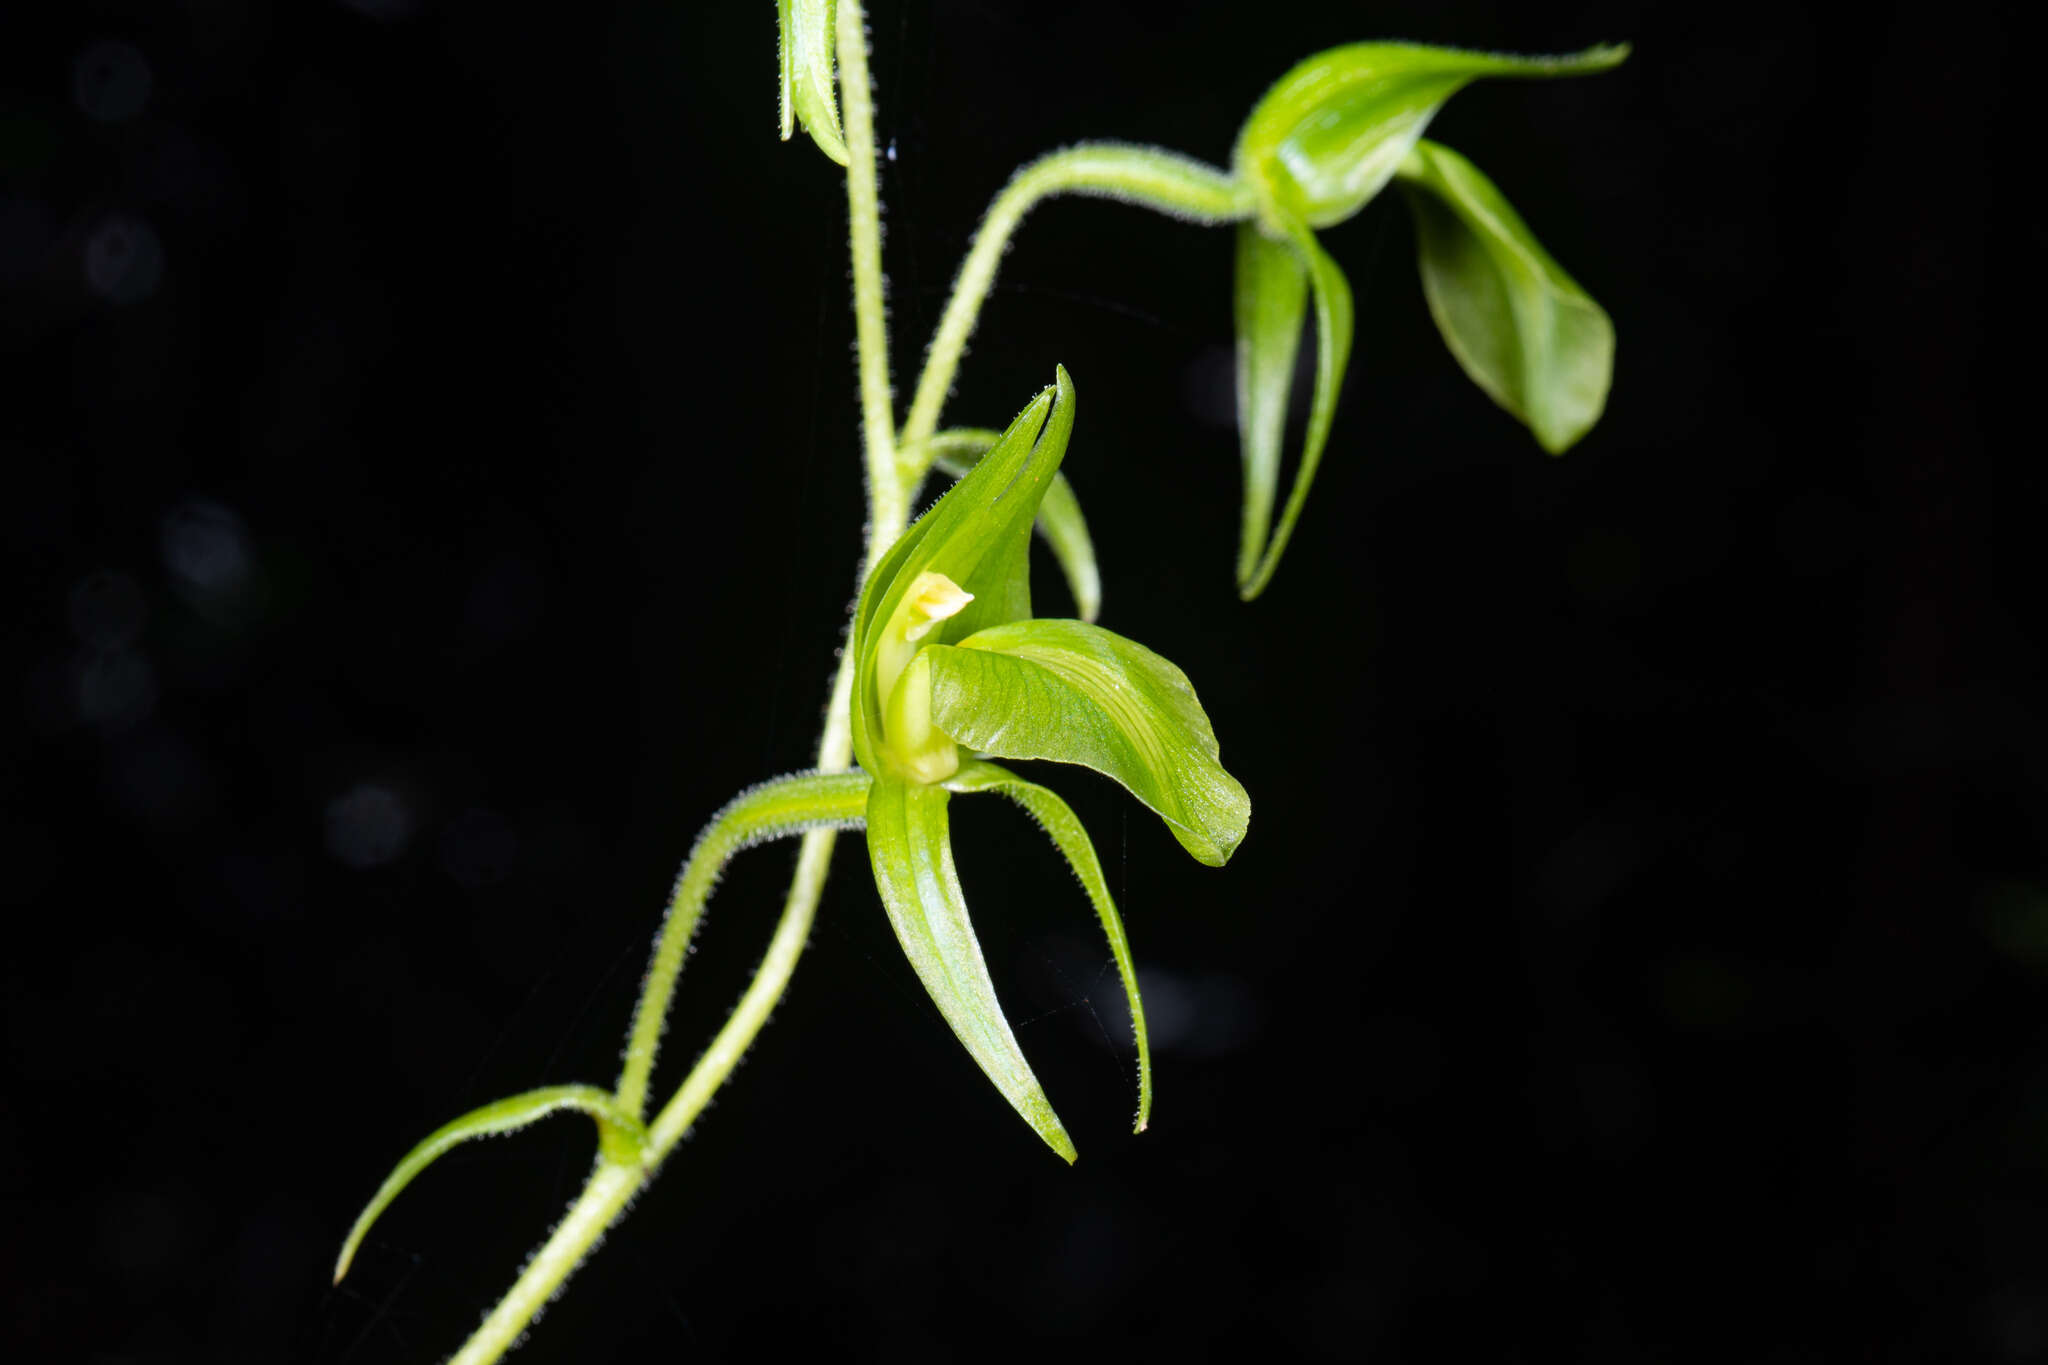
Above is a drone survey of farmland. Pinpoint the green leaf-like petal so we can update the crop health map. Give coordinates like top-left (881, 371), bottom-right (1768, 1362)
top-left (1233, 223), bottom-right (1308, 588)
top-left (1237, 223), bottom-right (1353, 601)
top-left (851, 369), bottom-right (1077, 776)
top-left (946, 759), bottom-right (1152, 1132)
top-left (1396, 139), bottom-right (1613, 454)
top-left (924, 619), bottom-right (1249, 866)
top-left (1233, 41), bottom-right (1628, 232)
top-left (923, 427), bottom-right (1102, 623)
top-left (333, 1085), bottom-right (646, 1284)
top-left (865, 774), bottom-right (1077, 1161)
top-left (778, 0), bottom-right (848, 166)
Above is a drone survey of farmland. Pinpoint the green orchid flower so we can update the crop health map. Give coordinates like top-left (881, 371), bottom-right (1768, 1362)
top-left (852, 366), bottom-right (1250, 1159)
top-left (1230, 40), bottom-right (1628, 599)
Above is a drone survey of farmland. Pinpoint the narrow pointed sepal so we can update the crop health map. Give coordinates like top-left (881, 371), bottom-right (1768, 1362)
top-left (865, 774), bottom-right (1077, 1161)
top-left (921, 427), bottom-right (1102, 622)
top-left (1396, 139), bottom-right (1613, 454)
top-left (333, 1086), bottom-right (647, 1285)
top-left (1237, 223), bottom-right (1353, 601)
top-left (947, 759), bottom-right (1152, 1132)
top-left (1233, 224), bottom-right (1309, 586)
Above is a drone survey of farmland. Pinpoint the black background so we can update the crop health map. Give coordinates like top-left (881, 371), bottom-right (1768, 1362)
top-left (4, 1), bottom-right (2037, 1360)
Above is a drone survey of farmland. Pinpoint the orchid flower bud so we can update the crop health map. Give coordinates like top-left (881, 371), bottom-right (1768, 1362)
top-left (778, 0), bottom-right (848, 165)
top-left (1227, 39), bottom-right (1627, 599)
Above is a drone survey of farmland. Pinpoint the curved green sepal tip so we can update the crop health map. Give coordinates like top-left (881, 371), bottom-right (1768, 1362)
top-left (925, 618), bottom-right (1250, 866)
top-left (1396, 139), bottom-right (1613, 454)
top-left (865, 774), bottom-right (1077, 1161)
top-left (1236, 223), bottom-right (1353, 601)
top-left (947, 759), bottom-right (1152, 1132)
top-left (778, 0), bottom-right (849, 165)
top-left (333, 1085), bottom-right (647, 1285)
top-left (921, 428), bottom-right (1102, 623)
top-left (1233, 40), bottom-right (1628, 232)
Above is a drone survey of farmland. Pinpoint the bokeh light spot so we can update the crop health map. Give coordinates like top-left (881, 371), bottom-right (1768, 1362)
top-left (161, 497), bottom-right (260, 624)
top-left (83, 213), bottom-right (163, 303)
top-left (325, 782), bottom-right (415, 869)
top-left (72, 40), bottom-right (153, 123)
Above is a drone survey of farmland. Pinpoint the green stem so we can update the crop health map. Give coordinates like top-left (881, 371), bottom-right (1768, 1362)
top-left (839, 0), bottom-right (903, 538)
top-left (898, 143), bottom-right (1253, 480)
top-left (446, 6), bottom-right (905, 1361)
top-left (614, 771), bottom-right (874, 1118)
top-left (646, 810), bottom-right (836, 1156)
top-left (446, 779), bottom-right (870, 1365)
top-left (447, 1158), bottom-right (643, 1365)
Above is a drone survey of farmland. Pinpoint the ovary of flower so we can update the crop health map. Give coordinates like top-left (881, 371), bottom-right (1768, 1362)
top-left (875, 571), bottom-right (974, 784)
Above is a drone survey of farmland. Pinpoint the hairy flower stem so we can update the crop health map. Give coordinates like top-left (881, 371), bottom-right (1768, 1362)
top-left (448, 6), bottom-right (905, 1362)
top-left (445, 13), bottom-right (1249, 1364)
top-left (840, 0), bottom-right (903, 540)
top-left (449, 771), bottom-right (870, 1365)
top-left (614, 772), bottom-right (875, 1119)
top-left (446, 1160), bottom-right (640, 1365)
top-left (898, 144), bottom-right (1254, 481)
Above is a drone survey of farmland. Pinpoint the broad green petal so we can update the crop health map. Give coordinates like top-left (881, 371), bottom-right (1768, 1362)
top-left (1233, 41), bottom-right (1628, 231)
top-left (924, 619), bottom-right (1249, 866)
top-left (924, 428), bottom-right (1102, 623)
top-left (1233, 223), bottom-right (1309, 587)
top-left (1239, 224), bottom-right (1353, 601)
top-left (1397, 139), bottom-right (1614, 454)
top-left (334, 1086), bottom-right (646, 1285)
top-left (778, 0), bottom-right (848, 165)
top-left (946, 759), bottom-right (1152, 1132)
top-left (852, 370), bottom-right (1077, 777)
top-left (865, 774), bottom-right (1076, 1161)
